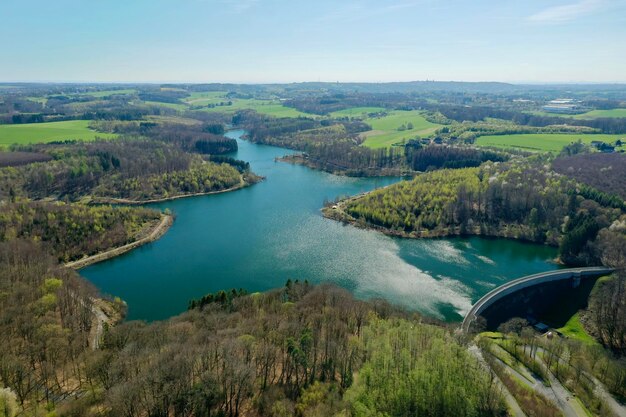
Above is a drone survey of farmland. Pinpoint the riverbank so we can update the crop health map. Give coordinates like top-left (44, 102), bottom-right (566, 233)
top-left (323, 196), bottom-right (556, 245)
top-left (90, 175), bottom-right (261, 205)
top-left (65, 214), bottom-right (173, 270)
top-left (278, 154), bottom-right (414, 177)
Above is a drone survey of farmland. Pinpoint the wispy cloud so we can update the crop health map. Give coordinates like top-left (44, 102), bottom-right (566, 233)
top-left (528, 0), bottom-right (604, 23)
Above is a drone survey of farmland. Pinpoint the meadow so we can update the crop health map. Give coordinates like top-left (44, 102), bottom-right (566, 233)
top-left (142, 91), bottom-right (317, 118)
top-left (573, 108), bottom-right (626, 119)
top-left (200, 97), bottom-right (313, 117)
top-left (329, 107), bottom-right (386, 117)
top-left (530, 108), bottom-right (626, 119)
top-left (475, 133), bottom-right (624, 153)
top-left (0, 120), bottom-right (116, 147)
top-left (360, 110), bottom-right (440, 148)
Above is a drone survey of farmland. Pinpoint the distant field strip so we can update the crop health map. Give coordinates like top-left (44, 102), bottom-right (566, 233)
top-left (361, 110), bottom-right (441, 149)
top-left (0, 120), bottom-right (116, 147)
top-left (330, 107), bottom-right (386, 117)
top-left (476, 133), bottom-right (624, 153)
top-left (530, 109), bottom-right (626, 119)
top-left (574, 108), bottom-right (626, 119)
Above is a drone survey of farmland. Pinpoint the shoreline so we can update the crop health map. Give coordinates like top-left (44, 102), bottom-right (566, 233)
top-left (322, 197), bottom-right (558, 247)
top-left (90, 178), bottom-right (257, 205)
top-left (278, 154), bottom-right (415, 177)
top-left (65, 214), bottom-right (173, 270)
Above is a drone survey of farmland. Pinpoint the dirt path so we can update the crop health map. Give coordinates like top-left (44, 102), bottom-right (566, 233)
top-left (468, 345), bottom-right (527, 417)
top-left (90, 300), bottom-right (108, 349)
top-left (65, 214), bottom-right (173, 270)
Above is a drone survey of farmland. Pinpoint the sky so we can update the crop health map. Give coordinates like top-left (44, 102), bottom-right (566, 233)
top-left (1, 0), bottom-right (625, 83)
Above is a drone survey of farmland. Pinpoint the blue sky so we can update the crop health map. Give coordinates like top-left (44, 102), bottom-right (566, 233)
top-left (1, 0), bottom-right (625, 83)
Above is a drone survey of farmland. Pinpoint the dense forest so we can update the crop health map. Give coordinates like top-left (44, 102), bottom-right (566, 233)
top-left (0, 201), bottom-right (161, 262)
top-left (0, 253), bottom-right (508, 417)
top-left (1, 139), bottom-right (246, 202)
top-left (404, 142), bottom-right (508, 171)
top-left (553, 153), bottom-right (626, 199)
top-left (327, 157), bottom-right (626, 266)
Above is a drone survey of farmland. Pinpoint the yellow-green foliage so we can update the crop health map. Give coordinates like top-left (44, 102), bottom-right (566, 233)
top-left (347, 167), bottom-right (481, 231)
top-left (101, 162), bottom-right (241, 200)
top-left (0, 201), bottom-right (160, 262)
top-left (342, 158), bottom-right (613, 245)
top-left (344, 318), bottom-right (505, 416)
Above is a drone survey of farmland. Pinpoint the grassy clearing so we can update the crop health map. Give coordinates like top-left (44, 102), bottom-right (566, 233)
top-left (142, 100), bottom-right (189, 111)
top-left (476, 133), bottom-right (625, 153)
top-left (574, 108), bottom-right (626, 119)
top-left (201, 98), bottom-right (314, 117)
top-left (329, 106), bottom-right (386, 117)
top-left (0, 120), bottom-right (116, 147)
top-left (185, 92), bottom-right (317, 117)
top-left (557, 313), bottom-right (598, 345)
top-left (361, 110), bottom-right (441, 148)
top-left (529, 109), bottom-right (626, 119)
top-left (183, 91), bottom-right (226, 106)
top-left (27, 96), bottom-right (48, 105)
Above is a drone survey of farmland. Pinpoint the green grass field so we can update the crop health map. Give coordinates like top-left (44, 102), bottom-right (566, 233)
top-left (557, 313), bottom-right (599, 345)
top-left (476, 133), bottom-right (624, 153)
top-left (574, 108), bottom-right (626, 119)
top-left (361, 110), bottom-right (441, 149)
top-left (529, 108), bottom-right (626, 119)
top-left (200, 97), bottom-right (313, 118)
top-left (0, 120), bottom-right (116, 147)
top-left (329, 107), bottom-right (386, 117)
top-left (183, 91), bottom-right (226, 106)
top-left (151, 92), bottom-right (315, 118)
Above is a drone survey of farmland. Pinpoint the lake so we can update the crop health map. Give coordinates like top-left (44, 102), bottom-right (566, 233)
top-left (82, 130), bottom-right (559, 322)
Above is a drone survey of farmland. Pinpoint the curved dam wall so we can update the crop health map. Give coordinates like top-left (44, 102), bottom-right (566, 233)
top-left (462, 267), bottom-right (614, 332)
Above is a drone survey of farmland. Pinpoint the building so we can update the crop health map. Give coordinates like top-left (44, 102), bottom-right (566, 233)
top-left (542, 98), bottom-right (584, 114)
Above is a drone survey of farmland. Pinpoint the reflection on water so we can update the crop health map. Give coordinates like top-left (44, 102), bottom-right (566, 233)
top-left (82, 130), bottom-right (559, 322)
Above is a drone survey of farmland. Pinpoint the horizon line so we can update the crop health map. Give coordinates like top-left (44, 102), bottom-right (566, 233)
top-left (2, 79), bottom-right (626, 86)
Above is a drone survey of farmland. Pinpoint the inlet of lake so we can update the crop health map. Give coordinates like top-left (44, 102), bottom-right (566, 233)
top-left (82, 130), bottom-right (559, 322)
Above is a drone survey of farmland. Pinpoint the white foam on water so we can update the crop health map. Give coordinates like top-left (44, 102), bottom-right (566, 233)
top-left (417, 240), bottom-right (470, 266)
top-left (476, 254), bottom-right (496, 265)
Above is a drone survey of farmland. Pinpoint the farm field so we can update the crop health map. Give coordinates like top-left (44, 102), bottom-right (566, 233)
top-left (0, 120), bottom-right (116, 147)
top-left (530, 108), bottom-right (626, 119)
top-left (142, 100), bottom-right (190, 111)
top-left (361, 110), bottom-right (441, 149)
top-left (329, 107), bottom-right (386, 117)
top-left (475, 133), bottom-right (624, 153)
top-left (183, 91), bottom-right (227, 106)
top-left (573, 108), bottom-right (626, 119)
top-left (201, 98), bottom-right (314, 117)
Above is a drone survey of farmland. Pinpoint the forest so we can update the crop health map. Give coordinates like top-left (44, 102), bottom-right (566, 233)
top-left (0, 201), bottom-right (161, 262)
top-left (0, 139), bottom-right (245, 202)
top-left (328, 157), bottom-right (626, 267)
top-left (0, 251), bottom-right (508, 417)
top-left (1, 83), bottom-right (626, 417)
top-left (553, 152), bottom-right (626, 199)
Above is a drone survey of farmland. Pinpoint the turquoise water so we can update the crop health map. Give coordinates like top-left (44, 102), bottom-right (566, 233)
top-left (82, 130), bottom-right (559, 322)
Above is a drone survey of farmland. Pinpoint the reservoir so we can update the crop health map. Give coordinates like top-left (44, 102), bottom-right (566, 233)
top-left (82, 130), bottom-right (559, 322)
